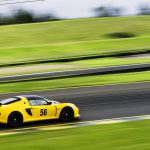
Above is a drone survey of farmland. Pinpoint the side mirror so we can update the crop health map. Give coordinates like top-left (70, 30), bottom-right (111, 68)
top-left (47, 101), bottom-right (52, 105)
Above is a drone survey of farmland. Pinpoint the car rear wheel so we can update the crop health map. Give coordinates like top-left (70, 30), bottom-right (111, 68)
top-left (59, 107), bottom-right (74, 122)
top-left (8, 112), bottom-right (23, 127)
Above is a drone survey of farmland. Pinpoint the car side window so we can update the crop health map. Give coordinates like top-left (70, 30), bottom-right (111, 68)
top-left (38, 99), bottom-right (48, 105)
top-left (29, 99), bottom-right (48, 106)
top-left (29, 100), bottom-right (38, 106)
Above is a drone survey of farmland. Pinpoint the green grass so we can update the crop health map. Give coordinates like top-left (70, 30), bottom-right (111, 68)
top-left (0, 16), bottom-right (150, 65)
top-left (0, 36), bottom-right (149, 65)
top-left (1, 16), bottom-right (150, 47)
top-left (73, 57), bottom-right (150, 68)
top-left (1, 120), bottom-right (150, 150)
top-left (0, 71), bottom-right (150, 93)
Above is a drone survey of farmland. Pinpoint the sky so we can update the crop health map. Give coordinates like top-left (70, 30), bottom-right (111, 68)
top-left (0, 0), bottom-right (150, 18)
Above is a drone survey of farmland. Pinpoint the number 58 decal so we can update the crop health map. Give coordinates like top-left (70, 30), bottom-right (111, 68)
top-left (40, 109), bottom-right (47, 116)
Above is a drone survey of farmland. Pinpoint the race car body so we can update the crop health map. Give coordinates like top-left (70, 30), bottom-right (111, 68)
top-left (0, 95), bottom-right (80, 127)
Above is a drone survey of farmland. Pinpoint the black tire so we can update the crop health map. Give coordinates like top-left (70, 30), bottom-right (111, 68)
top-left (8, 112), bottom-right (23, 127)
top-left (59, 107), bottom-right (74, 122)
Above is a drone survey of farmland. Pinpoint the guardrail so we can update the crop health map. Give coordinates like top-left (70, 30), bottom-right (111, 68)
top-left (0, 63), bottom-right (150, 83)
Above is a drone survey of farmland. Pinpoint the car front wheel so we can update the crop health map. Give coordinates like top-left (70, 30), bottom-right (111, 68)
top-left (59, 107), bottom-right (74, 122)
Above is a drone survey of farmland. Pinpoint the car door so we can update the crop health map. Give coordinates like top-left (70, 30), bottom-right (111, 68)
top-left (28, 98), bottom-right (57, 121)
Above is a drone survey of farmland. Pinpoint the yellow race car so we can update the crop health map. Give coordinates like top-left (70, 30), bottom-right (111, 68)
top-left (0, 95), bottom-right (80, 127)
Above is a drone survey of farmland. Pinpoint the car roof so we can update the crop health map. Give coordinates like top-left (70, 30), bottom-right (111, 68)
top-left (18, 95), bottom-right (45, 100)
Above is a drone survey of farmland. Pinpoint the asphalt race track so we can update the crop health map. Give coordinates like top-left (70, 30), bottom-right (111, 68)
top-left (0, 82), bottom-right (150, 129)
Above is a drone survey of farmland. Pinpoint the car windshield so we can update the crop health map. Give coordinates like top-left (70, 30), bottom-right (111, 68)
top-left (0, 97), bottom-right (21, 105)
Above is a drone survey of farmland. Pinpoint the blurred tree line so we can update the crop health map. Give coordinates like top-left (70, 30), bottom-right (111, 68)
top-left (94, 6), bottom-right (122, 17)
top-left (138, 5), bottom-right (150, 15)
top-left (0, 4), bottom-right (149, 26)
top-left (0, 9), bottom-right (59, 25)
top-left (94, 5), bottom-right (150, 17)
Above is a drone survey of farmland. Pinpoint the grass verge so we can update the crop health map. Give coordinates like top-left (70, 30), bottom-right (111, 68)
top-left (0, 71), bottom-right (150, 93)
top-left (0, 120), bottom-right (150, 150)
